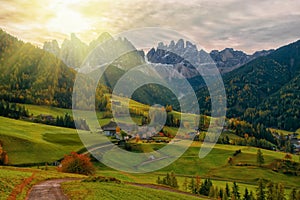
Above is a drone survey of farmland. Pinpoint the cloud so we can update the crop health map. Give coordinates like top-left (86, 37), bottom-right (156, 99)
top-left (1, 0), bottom-right (300, 53)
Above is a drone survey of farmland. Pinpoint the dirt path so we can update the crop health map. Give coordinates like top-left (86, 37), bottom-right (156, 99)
top-left (26, 178), bottom-right (209, 199)
top-left (26, 178), bottom-right (79, 200)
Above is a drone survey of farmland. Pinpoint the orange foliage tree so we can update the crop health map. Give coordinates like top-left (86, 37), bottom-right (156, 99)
top-left (0, 141), bottom-right (8, 165)
top-left (58, 152), bottom-right (95, 175)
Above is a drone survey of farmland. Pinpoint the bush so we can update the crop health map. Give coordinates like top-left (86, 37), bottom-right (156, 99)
top-left (83, 176), bottom-right (121, 183)
top-left (233, 149), bottom-right (241, 156)
top-left (58, 152), bottom-right (95, 175)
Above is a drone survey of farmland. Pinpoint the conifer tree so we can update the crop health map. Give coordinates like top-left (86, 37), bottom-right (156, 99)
top-left (256, 179), bottom-right (265, 200)
top-left (232, 182), bottom-right (241, 200)
top-left (257, 149), bottom-right (265, 167)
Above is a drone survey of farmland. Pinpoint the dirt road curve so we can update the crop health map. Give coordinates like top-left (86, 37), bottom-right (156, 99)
top-left (26, 179), bottom-right (79, 200)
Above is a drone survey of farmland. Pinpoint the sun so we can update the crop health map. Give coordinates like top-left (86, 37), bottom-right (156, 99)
top-left (45, 0), bottom-right (93, 35)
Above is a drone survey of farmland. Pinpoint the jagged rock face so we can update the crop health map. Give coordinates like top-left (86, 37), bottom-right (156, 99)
top-left (210, 48), bottom-right (274, 74)
top-left (210, 48), bottom-right (250, 73)
top-left (60, 33), bottom-right (89, 68)
top-left (43, 33), bottom-right (141, 70)
top-left (147, 48), bottom-right (184, 65)
top-left (147, 40), bottom-right (274, 77)
top-left (43, 40), bottom-right (60, 56)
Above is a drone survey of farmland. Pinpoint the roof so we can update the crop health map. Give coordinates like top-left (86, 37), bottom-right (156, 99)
top-left (101, 121), bottom-right (118, 131)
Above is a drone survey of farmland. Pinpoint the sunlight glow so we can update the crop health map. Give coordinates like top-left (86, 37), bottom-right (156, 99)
top-left (46, 0), bottom-right (94, 34)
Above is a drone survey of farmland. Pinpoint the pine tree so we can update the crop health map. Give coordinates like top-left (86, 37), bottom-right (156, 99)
top-left (243, 188), bottom-right (250, 200)
top-left (257, 149), bottom-right (265, 167)
top-left (165, 173), bottom-right (171, 186)
top-left (156, 176), bottom-right (161, 184)
top-left (188, 178), bottom-right (196, 194)
top-left (219, 188), bottom-right (224, 200)
top-left (232, 182), bottom-right (241, 200)
top-left (266, 181), bottom-right (274, 200)
top-left (256, 179), bottom-right (265, 200)
top-left (170, 172), bottom-right (178, 188)
top-left (225, 183), bottom-right (230, 197)
top-left (200, 178), bottom-right (213, 196)
top-left (249, 191), bottom-right (255, 200)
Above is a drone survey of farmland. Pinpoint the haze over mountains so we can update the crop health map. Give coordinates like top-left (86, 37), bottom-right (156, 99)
top-left (1, 29), bottom-right (300, 131)
top-left (43, 32), bottom-right (274, 76)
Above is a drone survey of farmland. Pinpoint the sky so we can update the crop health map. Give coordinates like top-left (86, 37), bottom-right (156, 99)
top-left (0, 0), bottom-right (300, 54)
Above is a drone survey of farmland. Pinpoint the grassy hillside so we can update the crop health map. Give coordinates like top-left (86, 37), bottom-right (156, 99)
top-left (196, 40), bottom-right (300, 131)
top-left (21, 104), bottom-right (72, 117)
top-left (0, 117), bottom-right (85, 164)
top-left (0, 103), bottom-right (299, 198)
top-left (0, 30), bottom-right (76, 108)
top-left (92, 142), bottom-right (300, 190)
top-left (157, 143), bottom-right (299, 187)
top-left (62, 181), bottom-right (203, 200)
top-left (1, 110), bottom-right (298, 188)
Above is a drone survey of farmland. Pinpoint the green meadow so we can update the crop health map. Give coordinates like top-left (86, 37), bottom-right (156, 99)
top-left (0, 104), bottom-right (299, 199)
top-left (61, 181), bottom-right (204, 200)
top-left (0, 117), bottom-right (85, 164)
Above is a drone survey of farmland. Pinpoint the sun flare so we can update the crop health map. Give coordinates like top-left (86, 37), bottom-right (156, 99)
top-left (45, 0), bottom-right (93, 34)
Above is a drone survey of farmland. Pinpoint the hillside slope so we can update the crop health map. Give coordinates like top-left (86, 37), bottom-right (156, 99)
top-left (196, 39), bottom-right (300, 131)
top-left (0, 30), bottom-right (110, 109)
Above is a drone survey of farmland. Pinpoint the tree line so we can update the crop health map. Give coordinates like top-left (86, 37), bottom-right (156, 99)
top-left (0, 99), bottom-right (89, 130)
top-left (157, 172), bottom-right (300, 200)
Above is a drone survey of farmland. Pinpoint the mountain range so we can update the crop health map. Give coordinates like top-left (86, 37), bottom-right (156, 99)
top-left (147, 40), bottom-right (274, 76)
top-left (43, 33), bottom-right (274, 76)
top-left (1, 29), bottom-right (300, 131)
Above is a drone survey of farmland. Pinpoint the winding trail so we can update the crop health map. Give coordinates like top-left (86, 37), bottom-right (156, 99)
top-left (26, 178), bottom-right (79, 200)
top-left (26, 178), bottom-right (210, 200)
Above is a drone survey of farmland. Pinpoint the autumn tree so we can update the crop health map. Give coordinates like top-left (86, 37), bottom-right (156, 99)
top-left (195, 175), bottom-right (201, 193)
top-left (228, 157), bottom-right (234, 165)
top-left (58, 152), bottom-right (95, 175)
top-left (0, 141), bottom-right (8, 165)
top-left (284, 153), bottom-right (292, 161)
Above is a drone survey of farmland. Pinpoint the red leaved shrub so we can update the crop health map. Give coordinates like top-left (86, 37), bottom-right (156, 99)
top-left (58, 152), bottom-right (95, 175)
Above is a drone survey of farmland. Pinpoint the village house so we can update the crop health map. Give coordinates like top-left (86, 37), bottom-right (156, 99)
top-left (101, 121), bottom-right (118, 137)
